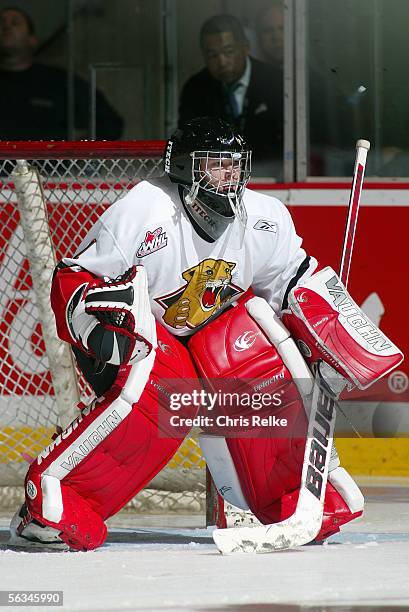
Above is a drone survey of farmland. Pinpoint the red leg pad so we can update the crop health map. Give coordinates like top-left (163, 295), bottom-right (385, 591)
top-left (23, 324), bottom-right (198, 550)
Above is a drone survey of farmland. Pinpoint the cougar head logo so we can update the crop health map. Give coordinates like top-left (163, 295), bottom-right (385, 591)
top-left (159, 259), bottom-right (240, 329)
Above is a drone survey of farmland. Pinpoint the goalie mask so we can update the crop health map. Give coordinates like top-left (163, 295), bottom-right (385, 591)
top-left (164, 117), bottom-right (251, 246)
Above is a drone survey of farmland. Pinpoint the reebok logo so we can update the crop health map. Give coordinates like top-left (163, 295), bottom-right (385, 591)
top-left (253, 219), bottom-right (277, 233)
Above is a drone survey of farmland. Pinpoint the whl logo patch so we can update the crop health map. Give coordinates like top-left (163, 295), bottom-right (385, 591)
top-left (137, 227), bottom-right (168, 258)
top-left (234, 330), bottom-right (261, 352)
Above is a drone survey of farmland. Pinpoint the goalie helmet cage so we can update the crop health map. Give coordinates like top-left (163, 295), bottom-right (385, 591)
top-left (0, 141), bottom-right (206, 515)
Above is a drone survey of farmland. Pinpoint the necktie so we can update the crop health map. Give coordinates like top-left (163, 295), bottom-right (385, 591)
top-left (228, 83), bottom-right (241, 119)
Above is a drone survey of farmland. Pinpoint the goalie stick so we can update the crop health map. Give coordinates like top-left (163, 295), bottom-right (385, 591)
top-left (212, 139), bottom-right (371, 554)
top-left (340, 140), bottom-right (371, 287)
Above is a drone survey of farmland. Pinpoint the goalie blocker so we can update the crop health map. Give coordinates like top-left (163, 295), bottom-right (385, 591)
top-left (283, 266), bottom-right (403, 394)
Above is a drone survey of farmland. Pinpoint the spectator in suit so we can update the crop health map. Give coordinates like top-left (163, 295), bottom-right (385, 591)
top-left (178, 14), bottom-right (283, 178)
top-left (0, 6), bottom-right (123, 140)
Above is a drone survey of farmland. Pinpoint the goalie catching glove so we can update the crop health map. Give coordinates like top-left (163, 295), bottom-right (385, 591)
top-left (67, 265), bottom-right (155, 365)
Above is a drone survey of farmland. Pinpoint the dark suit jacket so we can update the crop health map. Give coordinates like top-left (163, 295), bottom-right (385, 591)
top-left (178, 57), bottom-right (283, 166)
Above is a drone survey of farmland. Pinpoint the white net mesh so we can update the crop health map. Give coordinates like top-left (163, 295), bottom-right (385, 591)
top-left (0, 143), bottom-right (205, 513)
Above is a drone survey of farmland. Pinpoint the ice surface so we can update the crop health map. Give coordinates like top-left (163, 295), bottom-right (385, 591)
top-left (1, 485), bottom-right (409, 611)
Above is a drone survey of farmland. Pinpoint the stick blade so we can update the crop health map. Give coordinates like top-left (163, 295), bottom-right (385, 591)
top-left (212, 492), bottom-right (323, 554)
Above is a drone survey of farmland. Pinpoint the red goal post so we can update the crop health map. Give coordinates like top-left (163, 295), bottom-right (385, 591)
top-left (0, 141), bottom-right (205, 514)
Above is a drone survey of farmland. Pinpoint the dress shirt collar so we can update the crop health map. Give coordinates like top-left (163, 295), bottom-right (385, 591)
top-left (234, 56), bottom-right (251, 91)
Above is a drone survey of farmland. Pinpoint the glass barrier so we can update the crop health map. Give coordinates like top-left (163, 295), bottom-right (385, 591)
top-left (307, 0), bottom-right (409, 177)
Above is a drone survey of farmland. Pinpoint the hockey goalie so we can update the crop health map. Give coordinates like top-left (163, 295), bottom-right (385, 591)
top-left (10, 117), bottom-right (403, 552)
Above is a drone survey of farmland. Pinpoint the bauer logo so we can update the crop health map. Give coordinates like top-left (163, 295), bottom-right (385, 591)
top-left (26, 480), bottom-right (37, 500)
top-left (306, 388), bottom-right (334, 501)
top-left (164, 140), bottom-right (173, 173)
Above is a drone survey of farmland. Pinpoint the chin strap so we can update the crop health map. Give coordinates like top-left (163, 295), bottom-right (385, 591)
top-left (227, 191), bottom-right (247, 227)
top-left (184, 182), bottom-right (200, 206)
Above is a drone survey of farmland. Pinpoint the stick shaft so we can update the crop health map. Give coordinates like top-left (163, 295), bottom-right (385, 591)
top-left (339, 139), bottom-right (370, 287)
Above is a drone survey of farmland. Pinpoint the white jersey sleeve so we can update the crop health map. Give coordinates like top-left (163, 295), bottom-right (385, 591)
top-left (61, 180), bottom-right (172, 279)
top-left (62, 217), bottom-right (130, 279)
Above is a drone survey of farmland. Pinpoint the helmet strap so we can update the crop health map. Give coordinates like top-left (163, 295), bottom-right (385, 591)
top-left (184, 181), bottom-right (200, 206)
top-left (227, 192), bottom-right (247, 227)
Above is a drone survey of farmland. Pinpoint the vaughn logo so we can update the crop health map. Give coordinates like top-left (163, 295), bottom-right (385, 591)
top-left (254, 219), bottom-right (277, 233)
top-left (137, 227), bottom-right (168, 258)
top-left (325, 275), bottom-right (392, 352)
top-left (36, 397), bottom-right (123, 472)
top-left (234, 330), bottom-right (261, 352)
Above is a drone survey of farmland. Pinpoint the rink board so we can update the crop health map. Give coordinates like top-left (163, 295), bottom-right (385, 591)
top-left (0, 182), bottom-right (408, 476)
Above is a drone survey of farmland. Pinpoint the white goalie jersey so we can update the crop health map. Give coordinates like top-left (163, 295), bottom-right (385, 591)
top-left (62, 176), bottom-right (317, 336)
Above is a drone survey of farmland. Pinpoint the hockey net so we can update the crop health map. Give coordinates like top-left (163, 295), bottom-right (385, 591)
top-left (0, 142), bottom-right (206, 514)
